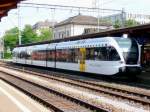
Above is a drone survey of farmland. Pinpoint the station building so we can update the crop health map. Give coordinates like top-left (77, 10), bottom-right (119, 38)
top-left (54, 14), bottom-right (113, 39)
top-left (32, 20), bottom-right (57, 35)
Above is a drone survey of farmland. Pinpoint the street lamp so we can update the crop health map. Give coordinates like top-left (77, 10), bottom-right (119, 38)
top-left (18, 5), bottom-right (21, 45)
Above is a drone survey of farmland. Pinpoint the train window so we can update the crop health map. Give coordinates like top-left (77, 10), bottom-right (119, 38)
top-left (86, 48), bottom-right (94, 60)
top-left (108, 46), bottom-right (120, 61)
top-left (32, 50), bottom-right (47, 61)
top-left (86, 47), bottom-right (107, 61)
top-left (20, 51), bottom-right (26, 59)
top-left (47, 50), bottom-right (55, 61)
top-left (56, 48), bottom-right (78, 63)
top-left (86, 47), bottom-right (120, 61)
top-left (98, 47), bottom-right (108, 61)
top-left (115, 37), bottom-right (139, 64)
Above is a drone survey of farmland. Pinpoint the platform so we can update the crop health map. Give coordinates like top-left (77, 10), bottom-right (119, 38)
top-left (0, 79), bottom-right (51, 112)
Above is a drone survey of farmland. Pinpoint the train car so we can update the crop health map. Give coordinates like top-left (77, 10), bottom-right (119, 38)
top-left (12, 36), bottom-right (141, 75)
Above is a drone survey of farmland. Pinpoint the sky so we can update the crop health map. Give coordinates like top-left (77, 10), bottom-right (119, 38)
top-left (0, 0), bottom-right (150, 37)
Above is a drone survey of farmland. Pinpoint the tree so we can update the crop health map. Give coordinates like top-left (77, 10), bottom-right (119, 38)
top-left (3, 24), bottom-right (53, 59)
top-left (3, 27), bottom-right (19, 58)
top-left (113, 19), bottom-right (140, 28)
top-left (113, 19), bottom-right (122, 28)
top-left (125, 19), bottom-right (140, 27)
top-left (21, 25), bottom-right (38, 44)
top-left (4, 27), bottom-right (19, 52)
top-left (37, 28), bottom-right (53, 42)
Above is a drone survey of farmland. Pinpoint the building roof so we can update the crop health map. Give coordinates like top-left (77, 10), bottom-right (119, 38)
top-left (0, 0), bottom-right (24, 21)
top-left (55, 14), bottom-right (112, 27)
top-left (32, 20), bottom-right (57, 30)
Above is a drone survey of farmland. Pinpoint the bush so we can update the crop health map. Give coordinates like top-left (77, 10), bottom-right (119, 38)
top-left (4, 52), bottom-right (12, 59)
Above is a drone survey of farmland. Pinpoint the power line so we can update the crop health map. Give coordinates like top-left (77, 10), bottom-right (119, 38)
top-left (19, 2), bottom-right (122, 12)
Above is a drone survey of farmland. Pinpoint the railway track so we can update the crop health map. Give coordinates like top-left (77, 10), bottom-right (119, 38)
top-left (0, 71), bottom-right (108, 112)
top-left (0, 63), bottom-right (150, 111)
top-left (3, 64), bottom-right (150, 103)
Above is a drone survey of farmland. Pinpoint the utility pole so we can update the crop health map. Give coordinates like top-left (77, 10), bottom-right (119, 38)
top-left (18, 6), bottom-right (21, 45)
top-left (93, 0), bottom-right (100, 32)
top-left (97, 1), bottom-right (99, 32)
top-left (51, 8), bottom-right (55, 40)
top-left (0, 35), bottom-right (5, 59)
top-left (121, 8), bottom-right (126, 28)
top-left (2, 37), bottom-right (4, 59)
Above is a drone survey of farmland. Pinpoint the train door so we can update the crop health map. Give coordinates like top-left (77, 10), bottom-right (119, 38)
top-left (79, 48), bottom-right (86, 72)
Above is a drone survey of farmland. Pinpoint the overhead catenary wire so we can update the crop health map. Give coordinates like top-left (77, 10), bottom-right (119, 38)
top-left (19, 2), bottom-right (122, 12)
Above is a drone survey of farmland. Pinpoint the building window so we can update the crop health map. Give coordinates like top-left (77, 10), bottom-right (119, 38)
top-left (62, 33), bottom-right (64, 38)
top-left (59, 32), bottom-right (61, 38)
top-left (67, 31), bottom-right (70, 36)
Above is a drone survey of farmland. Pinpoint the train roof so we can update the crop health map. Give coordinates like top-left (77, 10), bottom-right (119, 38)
top-left (16, 34), bottom-right (108, 47)
top-left (56, 37), bottom-right (111, 49)
top-left (15, 37), bottom-right (123, 50)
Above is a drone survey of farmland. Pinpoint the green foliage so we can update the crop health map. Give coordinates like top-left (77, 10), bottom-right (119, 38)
top-left (113, 19), bottom-right (140, 28)
top-left (4, 27), bottom-right (19, 52)
top-left (4, 52), bottom-right (12, 59)
top-left (37, 28), bottom-right (53, 42)
top-left (21, 25), bottom-right (38, 44)
top-left (113, 19), bottom-right (122, 28)
top-left (3, 24), bottom-right (53, 59)
top-left (21, 25), bottom-right (53, 44)
top-left (125, 19), bottom-right (140, 27)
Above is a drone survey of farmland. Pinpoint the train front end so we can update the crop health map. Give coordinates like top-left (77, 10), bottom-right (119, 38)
top-left (114, 37), bottom-right (142, 75)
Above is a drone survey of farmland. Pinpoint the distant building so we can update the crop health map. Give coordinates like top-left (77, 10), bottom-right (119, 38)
top-left (32, 20), bottom-right (57, 35)
top-left (102, 13), bottom-right (125, 26)
top-left (102, 12), bottom-right (150, 26)
top-left (126, 13), bottom-right (150, 24)
top-left (54, 14), bottom-right (113, 39)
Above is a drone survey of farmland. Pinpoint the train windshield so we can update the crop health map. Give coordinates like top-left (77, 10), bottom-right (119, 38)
top-left (114, 37), bottom-right (139, 64)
